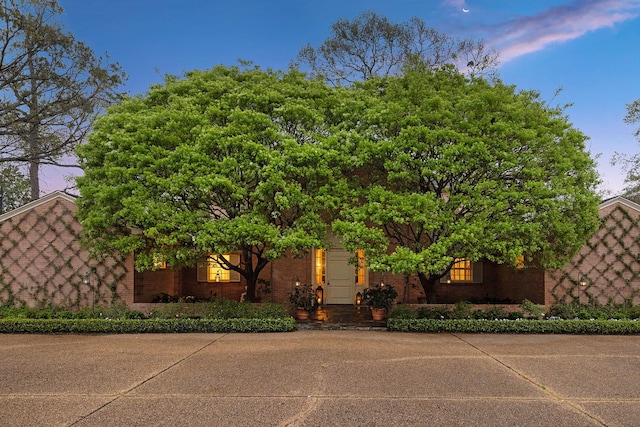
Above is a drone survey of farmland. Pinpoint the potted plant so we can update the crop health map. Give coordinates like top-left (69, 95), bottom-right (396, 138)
top-left (288, 283), bottom-right (316, 320)
top-left (363, 282), bottom-right (398, 321)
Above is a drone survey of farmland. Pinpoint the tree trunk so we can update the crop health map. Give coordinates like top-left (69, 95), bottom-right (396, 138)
top-left (417, 272), bottom-right (438, 304)
top-left (239, 249), bottom-right (270, 303)
top-left (29, 151), bottom-right (39, 200)
top-left (27, 51), bottom-right (40, 201)
top-left (245, 272), bottom-right (258, 303)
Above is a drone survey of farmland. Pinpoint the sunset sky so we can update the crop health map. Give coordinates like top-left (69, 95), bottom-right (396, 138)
top-left (45, 0), bottom-right (640, 196)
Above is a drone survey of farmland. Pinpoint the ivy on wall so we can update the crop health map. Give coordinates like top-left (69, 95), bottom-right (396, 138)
top-left (548, 205), bottom-right (640, 305)
top-left (0, 199), bottom-right (128, 308)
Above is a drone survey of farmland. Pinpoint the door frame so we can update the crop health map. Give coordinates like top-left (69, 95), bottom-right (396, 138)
top-left (312, 242), bottom-right (368, 305)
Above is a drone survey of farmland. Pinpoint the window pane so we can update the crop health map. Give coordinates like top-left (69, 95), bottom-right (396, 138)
top-left (208, 254), bottom-right (239, 282)
top-left (450, 258), bottom-right (471, 281)
top-left (355, 249), bottom-right (365, 284)
top-left (315, 249), bottom-right (326, 285)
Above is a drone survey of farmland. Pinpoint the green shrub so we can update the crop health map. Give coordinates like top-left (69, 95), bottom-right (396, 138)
top-left (452, 301), bottom-right (472, 319)
top-left (417, 306), bottom-right (451, 319)
top-left (520, 299), bottom-right (545, 319)
top-left (150, 299), bottom-right (288, 320)
top-left (623, 306), bottom-right (640, 319)
top-left (472, 307), bottom-right (509, 320)
top-left (253, 303), bottom-right (288, 319)
top-left (389, 305), bottom-right (417, 319)
top-left (99, 301), bottom-right (146, 319)
top-left (387, 318), bottom-right (640, 334)
top-left (548, 304), bottom-right (640, 321)
top-left (0, 317), bottom-right (296, 334)
top-left (0, 305), bottom-right (28, 319)
top-left (548, 303), bottom-right (577, 319)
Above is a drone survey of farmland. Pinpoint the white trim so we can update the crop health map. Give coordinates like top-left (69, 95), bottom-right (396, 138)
top-left (599, 196), bottom-right (640, 213)
top-left (0, 191), bottom-right (77, 224)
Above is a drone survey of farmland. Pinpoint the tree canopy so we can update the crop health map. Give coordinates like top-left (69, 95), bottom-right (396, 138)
top-left (77, 64), bottom-right (600, 303)
top-left (332, 68), bottom-right (600, 301)
top-left (76, 66), bottom-right (339, 301)
top-left (0, 0), bottom-right (126, 199)
top-left (294, 11), bottom-right (498, 85)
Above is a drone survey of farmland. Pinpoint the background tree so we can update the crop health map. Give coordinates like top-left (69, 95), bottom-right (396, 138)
top-left (294, 11), bottom-right (498, 85)
top-left (612, 98), bottom-right (640, 201)
top-left (333, 68), bottom-right (601, 302)
top-left (0, 0), bottom-right (126, 199)
top-left (0, 162), bottom-right (29, 212)
top-left (76, 65), bottom-right (339, 302)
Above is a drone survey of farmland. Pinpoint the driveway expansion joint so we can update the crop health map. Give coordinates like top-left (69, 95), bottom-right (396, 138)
top-left (67, 333), bottom-right (229, 426)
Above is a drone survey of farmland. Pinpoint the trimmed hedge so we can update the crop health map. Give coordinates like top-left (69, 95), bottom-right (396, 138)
top-left (387, 318), bottom-right (640, 334)
top-left (0, 317), bottom-right (296, 334)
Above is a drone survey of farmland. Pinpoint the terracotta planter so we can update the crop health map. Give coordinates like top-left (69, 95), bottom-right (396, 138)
top-left (296, 308), bottom-right (310, 320)
top-left (370, 307), bottom-right (387, 321)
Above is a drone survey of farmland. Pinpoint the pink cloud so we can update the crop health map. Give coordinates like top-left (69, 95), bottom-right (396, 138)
top-left (488, 0), bottom-right (640, 63)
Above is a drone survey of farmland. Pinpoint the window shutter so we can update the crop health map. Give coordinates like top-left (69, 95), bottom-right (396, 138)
top-left (472, 261), bottom-right (483, 283)
top-left (197, 261), bottom-right (208, 282)
top-left (228, 254), bottom-right (241, 282)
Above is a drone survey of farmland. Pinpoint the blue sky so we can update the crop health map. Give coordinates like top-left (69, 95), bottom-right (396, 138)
top-left (45, 0), bottom-right (640, 196)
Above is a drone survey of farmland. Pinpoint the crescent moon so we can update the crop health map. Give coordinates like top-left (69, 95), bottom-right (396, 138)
top-left (462, 8), bottom-right (470, 12)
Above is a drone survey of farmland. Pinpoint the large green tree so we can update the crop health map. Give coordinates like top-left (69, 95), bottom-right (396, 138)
top-left (76, 65), bottom-right (338, 301)
top-left (333, 68), bottom-right (601, 302)
top-left (0, 0), bottom-right (126, 199)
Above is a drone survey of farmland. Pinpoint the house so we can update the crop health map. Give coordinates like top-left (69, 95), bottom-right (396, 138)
top-left (1, 192), bottom-right (639, 310)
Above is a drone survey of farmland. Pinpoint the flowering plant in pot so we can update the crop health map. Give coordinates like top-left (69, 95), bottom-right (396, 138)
top-left (363, 282), bottom-right (398, 320)
top-left (288, 283), bottom-right (316, 319)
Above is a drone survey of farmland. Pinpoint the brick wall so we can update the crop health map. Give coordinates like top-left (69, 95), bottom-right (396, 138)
top-left (0, 194), bottom-right (131, 308)
top-left (267, 253), bottom-right (312, 304)
top-left (545, 199), bottom-right (640, 306)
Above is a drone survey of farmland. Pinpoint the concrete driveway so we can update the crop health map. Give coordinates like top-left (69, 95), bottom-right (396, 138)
top-left (1, 331), bottom-right (639, 426)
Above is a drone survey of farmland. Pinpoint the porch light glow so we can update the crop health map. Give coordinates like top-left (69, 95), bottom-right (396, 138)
top-left (579, 275), bottom-right (587, 287)
top-left (355, 291), bottom-right (363, 305)
top-left (315, 285), bottom-right (324, 305)
top-left (295, 278), bottom-right (300, 287)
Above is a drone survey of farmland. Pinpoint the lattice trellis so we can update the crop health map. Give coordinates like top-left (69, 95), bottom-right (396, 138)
top-left (0, 199), bottom-right (128, 308)
top-left (547, 205), bottom-right (640, 305)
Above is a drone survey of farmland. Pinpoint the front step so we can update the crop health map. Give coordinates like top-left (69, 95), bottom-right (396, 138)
top-left (295, 305), bottom-right (388, 330)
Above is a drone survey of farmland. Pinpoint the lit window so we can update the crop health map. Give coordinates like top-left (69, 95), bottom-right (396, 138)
top-left (355, 249), bottom-right (366, 284)
top-left (450, 258), bottom-right (472, 282)
top-left (152, 254), bottom-right (167, 269)
top-left (515, 255), bottom-right (525, 270)
top-left (197, 254), bottom-right (240, 282)
top-left (315, 249), bottom-right (326, 285)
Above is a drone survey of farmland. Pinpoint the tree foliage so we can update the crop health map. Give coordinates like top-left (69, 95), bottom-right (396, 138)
top-left (77, 63), bottom-right (599, 303)
top-left (332, 68), bottom-right (601, 302)
top-left (294, 11), bottom-right (498, 85)
top-left (612, 98), bottom-right (640, 200)
top-left (0, 0), bottom-right (126, 199)
top-left (0, 162), bottom-right (29, 212)
top-left (76, 65), bottom-right (339, 301)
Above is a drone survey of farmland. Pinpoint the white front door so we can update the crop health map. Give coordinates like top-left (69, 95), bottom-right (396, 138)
top-left (326, 246), bottom-right (355, 304)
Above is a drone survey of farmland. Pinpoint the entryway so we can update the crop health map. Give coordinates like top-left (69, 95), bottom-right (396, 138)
top-left (318, 235), bottom-right (367, 305)
top-left (325, 248), bottom-right (355, 304)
